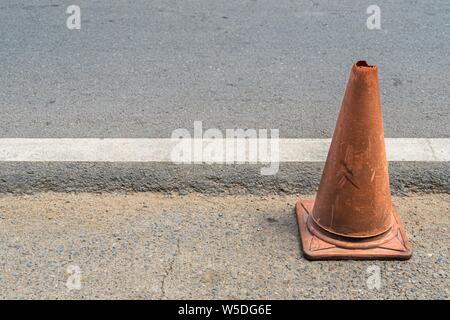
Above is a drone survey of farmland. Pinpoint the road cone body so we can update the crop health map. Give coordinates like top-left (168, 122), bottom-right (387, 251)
top-left (296, 61), bottom-right (412, 260)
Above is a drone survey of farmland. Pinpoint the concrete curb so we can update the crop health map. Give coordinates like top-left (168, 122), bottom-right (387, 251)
top-left (0, 162), bottom-right (448, 194)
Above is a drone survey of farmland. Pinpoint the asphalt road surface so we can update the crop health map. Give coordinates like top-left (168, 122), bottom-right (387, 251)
top-left (0, 0), bottom-right (448, 194)
top-left (0, 0), bottom-right (448, 138)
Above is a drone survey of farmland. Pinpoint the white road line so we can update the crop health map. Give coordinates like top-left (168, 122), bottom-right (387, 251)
top-left (0, 138), bottom-right (448, 162)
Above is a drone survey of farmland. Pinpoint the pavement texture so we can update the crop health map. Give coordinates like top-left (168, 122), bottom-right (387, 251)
top-left (0, 0), bottom-right (448, 139)
top-left (0, 0), bottom-right (448, 194)
top-left (0, 192), bottom-right (448, 299)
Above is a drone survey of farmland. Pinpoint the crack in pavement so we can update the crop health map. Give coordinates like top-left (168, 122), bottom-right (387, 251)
top-left (159, 237), bottom-right (181, 299)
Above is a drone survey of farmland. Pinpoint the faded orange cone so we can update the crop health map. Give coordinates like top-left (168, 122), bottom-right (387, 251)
top-left (296, 61), bottom-right (412, 260)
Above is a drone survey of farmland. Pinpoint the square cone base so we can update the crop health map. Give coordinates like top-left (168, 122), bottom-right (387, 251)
top-left (296, 199), bottom-right (412, 260)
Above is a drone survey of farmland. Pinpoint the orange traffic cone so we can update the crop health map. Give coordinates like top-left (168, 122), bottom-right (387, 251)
top-left (296, 61), bottom-right (412, 260)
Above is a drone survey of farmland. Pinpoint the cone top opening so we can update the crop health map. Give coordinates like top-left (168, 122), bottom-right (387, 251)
top-left (356, 60), bottom-right (374, 68)
top-left (353, 60), bottom-right (377, 73)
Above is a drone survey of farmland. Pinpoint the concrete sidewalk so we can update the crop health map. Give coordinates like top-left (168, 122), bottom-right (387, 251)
top-left (0, 192), bottom-right (448, 299)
